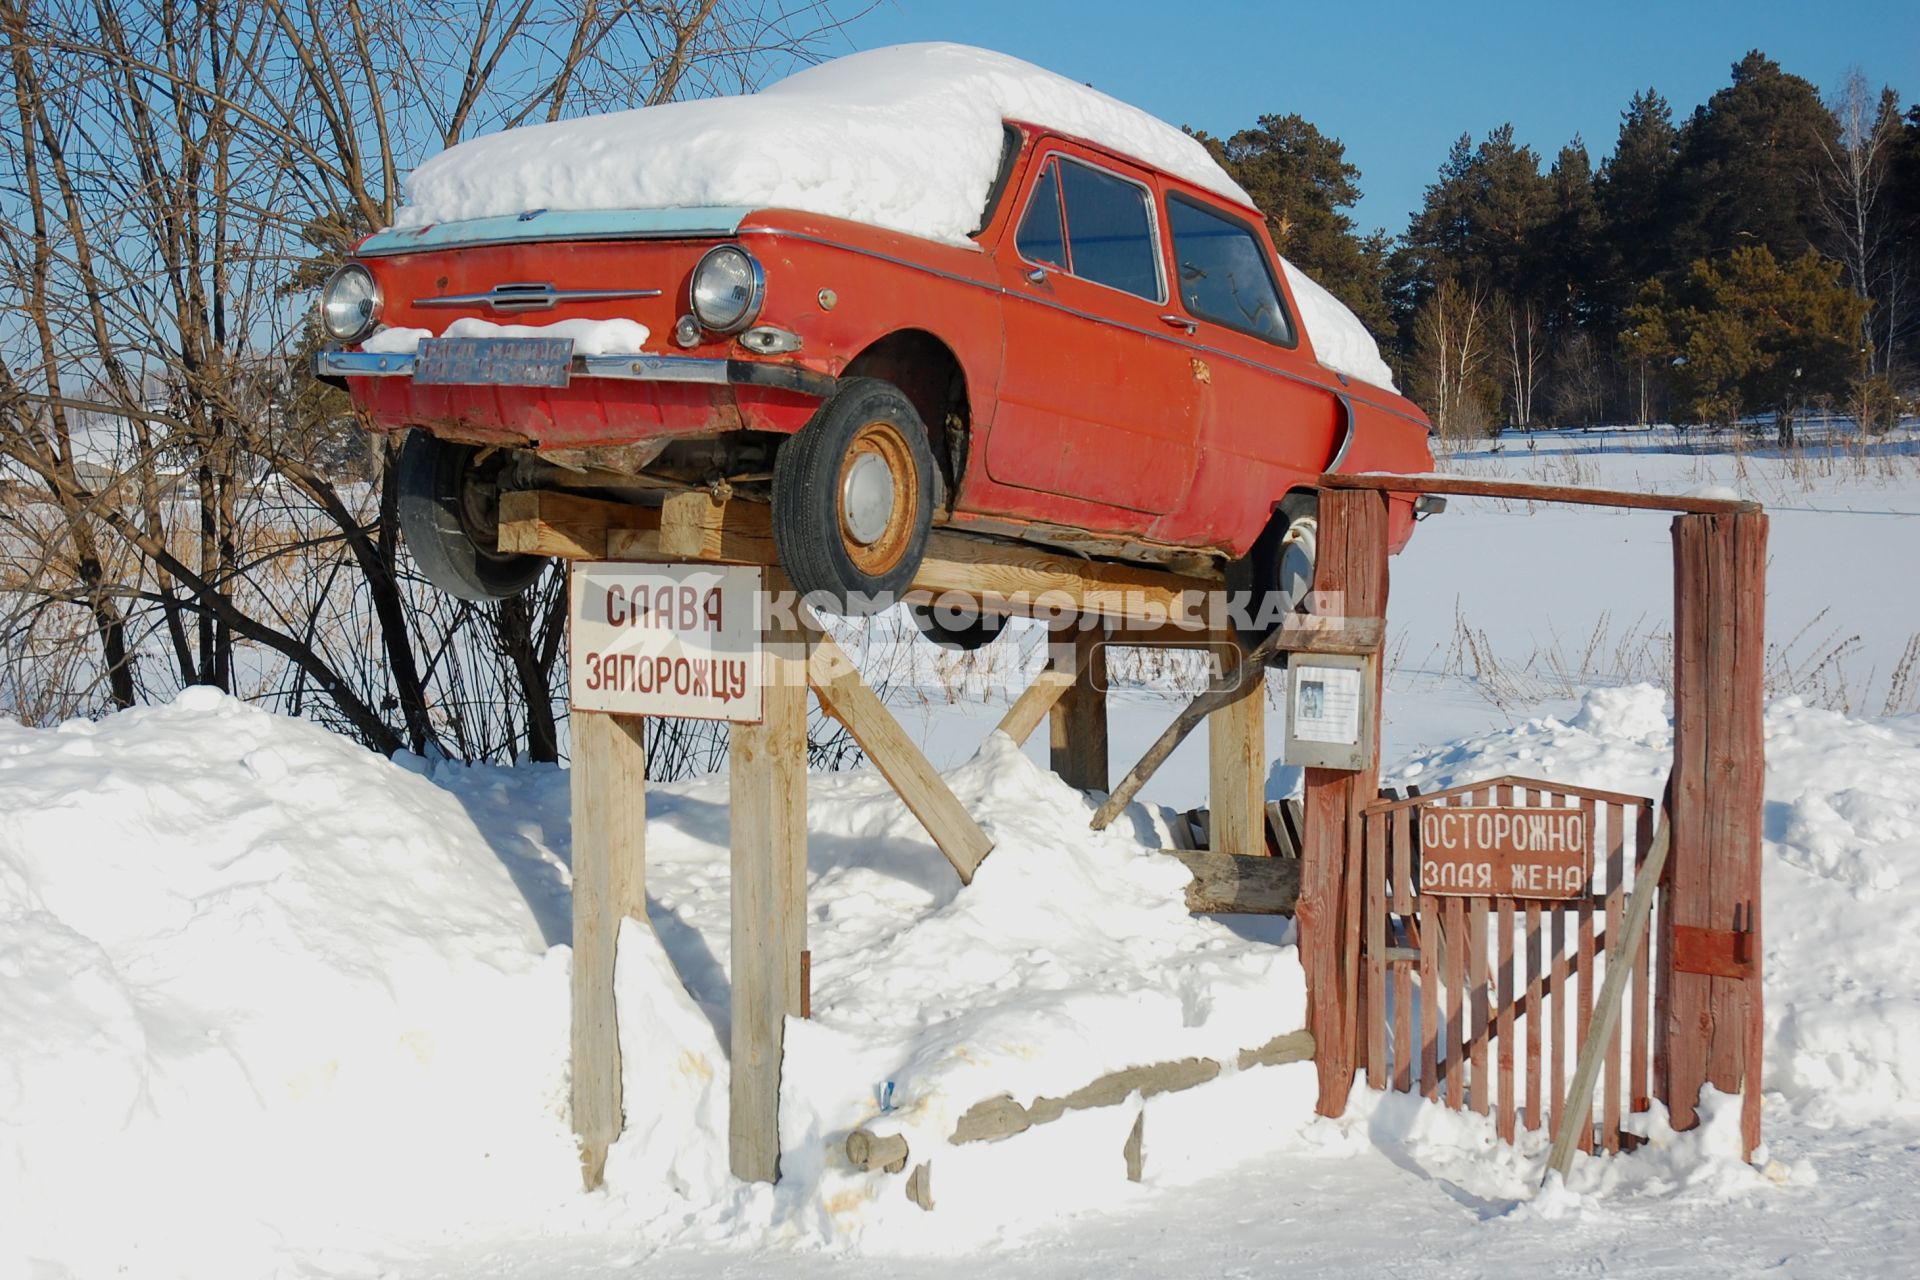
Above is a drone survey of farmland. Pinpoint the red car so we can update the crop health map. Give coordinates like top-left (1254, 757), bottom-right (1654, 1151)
top-left (315, 47), bottom-right (1434, 644)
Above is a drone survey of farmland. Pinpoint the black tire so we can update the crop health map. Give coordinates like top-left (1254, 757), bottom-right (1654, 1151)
top-left (1229, 491), bottom-right (1319, 657)
top-left (772, 378), bottom-right (935, 617)
top-left (397, 431), bottom-right (547, 601)
top-left (909, 601), bottom-right (1005, 652)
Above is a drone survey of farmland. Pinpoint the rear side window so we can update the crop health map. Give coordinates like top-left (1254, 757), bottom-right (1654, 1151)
top-left (1167, 194), bottom-right (1294, 345)
top-left (1014, 154), bottom-right (1164, 303)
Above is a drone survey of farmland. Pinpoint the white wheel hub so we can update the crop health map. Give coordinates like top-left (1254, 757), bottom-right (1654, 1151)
top-left (841, 452), bottom-right (896, 546)
top-left (1278, 515), bottom-right (1318, 612)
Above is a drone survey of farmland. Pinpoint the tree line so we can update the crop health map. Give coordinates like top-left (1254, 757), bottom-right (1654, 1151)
top-left (1201, 52), bottom-right (1920, 442)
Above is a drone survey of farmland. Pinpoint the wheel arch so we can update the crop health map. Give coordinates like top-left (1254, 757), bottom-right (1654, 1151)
top-left (843, 328), bottom-right (971, 510)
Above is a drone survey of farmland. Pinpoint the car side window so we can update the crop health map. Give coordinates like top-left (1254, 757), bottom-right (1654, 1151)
top-left (1015, 161), bottom-right (1068, 269)
top-left (1058, 159), bottom-right (1162, 302)
top-left (1167, 194), bottom-right (1295, 345)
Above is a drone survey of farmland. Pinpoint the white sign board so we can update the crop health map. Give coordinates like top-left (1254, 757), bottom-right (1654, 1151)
top-left (1283, 653), bottom-right (1375, 771)
top-left (569, 561), bottom-right (762, 722)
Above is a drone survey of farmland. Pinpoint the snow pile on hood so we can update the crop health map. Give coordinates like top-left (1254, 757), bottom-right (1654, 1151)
top-left (1280, 259), bottom-right (1397, 390)
top-left (1391, 685), bottom-right (1920, 1123)
top-left (395, 43), bottom-right (1250, 242)
top-left (0, 694), bottom-right (1307, 1273)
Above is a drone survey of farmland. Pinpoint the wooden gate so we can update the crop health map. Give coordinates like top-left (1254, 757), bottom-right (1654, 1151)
top-left (1362, 777), bottom-right (1661, 1153)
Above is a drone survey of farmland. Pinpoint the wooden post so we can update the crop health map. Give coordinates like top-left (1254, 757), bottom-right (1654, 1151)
top-left (1051, 620), bottom-right (1109, 793)
top-left (1207, 632), bottom-right (1266, 856)
top-left (729, 622), bottom-right (810, 1183)
top-left (1666, 512), bottom-right (1767, 1157)
top-left (570, 710), bottom-right (649, 1190)
top-left (1297, 488), bottom-right (1389, 1117)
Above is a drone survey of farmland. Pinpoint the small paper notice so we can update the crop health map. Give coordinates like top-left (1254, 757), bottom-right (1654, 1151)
top-left (1292, 664), bottom-right (1362, 745)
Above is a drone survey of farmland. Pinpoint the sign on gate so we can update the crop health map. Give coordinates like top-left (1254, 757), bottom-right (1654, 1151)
top-left (1418, 804), bottom-right (1593, 899)
top-left (569, 561), bottom-right (763, 721)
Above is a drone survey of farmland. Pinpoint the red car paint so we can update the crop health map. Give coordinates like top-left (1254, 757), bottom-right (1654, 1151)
top-left (335, 122), bottom-right (1434, 561)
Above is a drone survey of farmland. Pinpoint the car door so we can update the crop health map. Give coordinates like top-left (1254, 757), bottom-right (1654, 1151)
top-left (1161, 190), bottom-right (1341, 541)
top-left (985, 144), bottom-right (1202, 521)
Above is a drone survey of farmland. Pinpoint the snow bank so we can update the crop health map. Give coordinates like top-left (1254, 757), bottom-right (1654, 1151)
top-left (0, 690), bottom-right (575, 1278)
top-left (13, 679), bottom-right (1911, 1273)
top-left (390, 43), bottom-right (1396, 390)
top-left (1391, 685), bottom-right (1920, 1123)
top-left (0, 696), bottom-right (1306, 1273)
top-left (396, 43), bottom-right (1249, 244)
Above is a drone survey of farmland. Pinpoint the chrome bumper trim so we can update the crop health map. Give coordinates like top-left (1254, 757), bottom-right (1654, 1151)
top-left (315, 350), bottom-right (729, 384)
top-left (312, 349), bottom-right (836, 398)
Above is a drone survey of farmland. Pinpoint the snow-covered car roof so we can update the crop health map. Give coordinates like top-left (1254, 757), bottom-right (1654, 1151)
top-left (391, 42), bottom-right (1397, 391)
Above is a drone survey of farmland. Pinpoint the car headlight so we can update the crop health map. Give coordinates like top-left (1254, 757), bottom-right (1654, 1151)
top-left (320, 264), bottom-right (382, 343)
top-left (689, 245), bottom-right (764, 334)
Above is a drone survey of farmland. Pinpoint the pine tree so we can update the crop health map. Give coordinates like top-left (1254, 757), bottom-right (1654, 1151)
top-left (1541, 139), bottom-right (1603, 331)
top-left (1668, 52), bottom-right (1836, 266)
top-left (1395, 125), bottom-right (1555, 424)
top-left (1595, 89), bottom-right (1681, 330)
top-left (1620, 247), bottom-right (1868, 438)
top-left (1193, 115), bottom-right (1391, 337)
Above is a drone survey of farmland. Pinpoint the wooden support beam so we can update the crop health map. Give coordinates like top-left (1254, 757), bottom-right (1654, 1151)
top-left (1050, 625), bottom-right (1109, 793)
top-left (1089, 618), bottom-right (1297, 831)
top-left (805, 627), bottom-right (994, 884)
top-left (994, 664), bottom-right (1075, 747)
top-left (1319, 471), bottom-right (1763, 516)
top-left (1297, 488), bottom-right (1389, 1118)
top-left (597, 491), bottom-right (1216, 618)
top-left (500, 490), bottom-right (658, 559)
top-left (569, 711), bottom-right (649, 1190)
top-left (1116, 616), bottom-right (1384, 656)
top-left (1547, 806), bottom-right (1672, 1181)
top-left (1208, 634), bottom-right (1266, 857)
top-left (728, 622), bottom-right (810, 1184)
top-left (1665, 511), bottom-right (1767, 1158)
top-left (1161, 847), bottom-right (1300, 914)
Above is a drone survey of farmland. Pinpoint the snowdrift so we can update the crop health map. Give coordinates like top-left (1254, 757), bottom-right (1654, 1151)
top-left (5, 682), bottom-right (1917, 1274)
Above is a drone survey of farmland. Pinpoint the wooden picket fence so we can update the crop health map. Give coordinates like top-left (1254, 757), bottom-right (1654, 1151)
top-left (1362, 776), bottom-right (1662, 1153)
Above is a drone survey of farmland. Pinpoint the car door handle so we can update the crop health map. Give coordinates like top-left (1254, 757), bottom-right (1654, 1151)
top-left (1159, 313), bottom-right (1196, 335)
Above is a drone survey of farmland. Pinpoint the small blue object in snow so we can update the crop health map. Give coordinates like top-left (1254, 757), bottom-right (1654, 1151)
top-left (879, 1081), bottom-right (896, 1114)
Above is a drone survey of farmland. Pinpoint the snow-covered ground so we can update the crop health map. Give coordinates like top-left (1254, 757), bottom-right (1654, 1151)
top-left (4, 424), bottom-right (1919, 1277)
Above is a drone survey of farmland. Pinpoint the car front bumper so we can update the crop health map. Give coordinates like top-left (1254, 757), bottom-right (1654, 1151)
top-left (312, 349), bottom-right (837, 399)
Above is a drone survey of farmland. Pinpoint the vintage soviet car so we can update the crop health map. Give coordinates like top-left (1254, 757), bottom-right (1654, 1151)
top-left (315, 45), bottom-right (1434, 643)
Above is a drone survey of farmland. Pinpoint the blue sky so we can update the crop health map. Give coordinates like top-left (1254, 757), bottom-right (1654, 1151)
top-left (836, 0), bottom-right (1920, 235)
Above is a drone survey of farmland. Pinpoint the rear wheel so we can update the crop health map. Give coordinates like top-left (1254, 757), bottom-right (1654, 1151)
top-left (397, 431), bottom-right (547, 601)
top-left (1232, 491), bottom-right (1319, 656)
top-left (772, 378), bottom-right (934, 616)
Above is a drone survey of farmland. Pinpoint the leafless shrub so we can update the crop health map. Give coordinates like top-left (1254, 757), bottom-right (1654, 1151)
top-left (0, 0), bottom-right (867, 778)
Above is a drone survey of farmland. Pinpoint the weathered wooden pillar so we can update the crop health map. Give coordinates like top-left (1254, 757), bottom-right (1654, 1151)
top-left (1051, 619), bottom-right (1109, 793)
top-left (1664, 511), bottom-right (1767, 1157)
top-left (1207, 632), bottom-right (1267, 856)
top-left (1297, 489), bottom-right (1389, 1117)
top-left (570, 710), bottom-right (649, 1190)
top-left (728, 622), bottom-right (810, 1183)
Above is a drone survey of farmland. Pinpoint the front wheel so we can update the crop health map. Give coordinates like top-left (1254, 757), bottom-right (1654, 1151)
top-left (397, 431), bottom-right (547, 601)
top-left (772, 378), bottom-right (935, 617)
